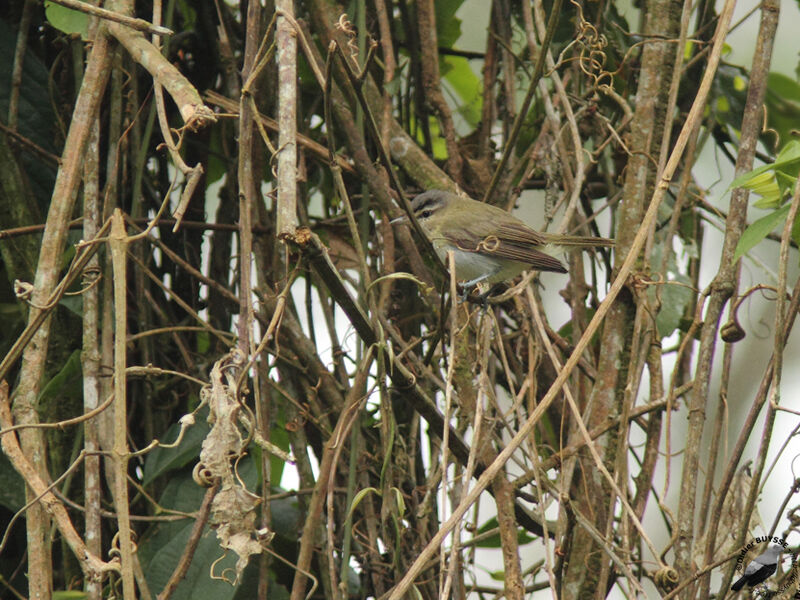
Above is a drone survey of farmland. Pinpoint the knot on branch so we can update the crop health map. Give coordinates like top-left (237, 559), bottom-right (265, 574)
top-left (184, 104), bottom-right (217, 132)
top-left (389, 136), bottom-right (410, 159)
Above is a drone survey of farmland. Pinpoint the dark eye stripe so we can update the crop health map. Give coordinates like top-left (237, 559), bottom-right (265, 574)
top-left (413, 197), bottom-right (441, 216)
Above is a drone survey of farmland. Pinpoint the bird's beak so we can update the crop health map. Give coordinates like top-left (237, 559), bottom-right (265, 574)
top-left (390, 214), bottom-right (408, 225)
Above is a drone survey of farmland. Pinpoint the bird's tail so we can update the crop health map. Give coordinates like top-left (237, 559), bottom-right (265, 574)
top-left (731, 576), bottom-right (747, 591)
top-left (540, 233), bottom-right (615, 249)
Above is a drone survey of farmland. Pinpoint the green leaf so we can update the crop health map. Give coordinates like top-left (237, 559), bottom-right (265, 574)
top-left (0, 20), bottom-right (59, 208)
top-left (267, 419), bottom-right (291, 484)
top-left (391, 486), bottom-right (406, 516)
top-left (728, 140), bottom-right (800, 191)
top-left (38, 350), bottom-right (82, 405)
top-left (142, 519), bottom-right (249, 600)
top-left (472, 517), bottom-right (536, 547)
top-left (53, 592), bottom-right (88, 600)
top-left (384, 77), bottom-right (402, 96)
top-left (347, 487), bottom-right (380, 521)
top-left (435, 0), bottom-right (465, 48)
top-left (734, 204), bottom-right (791, 261)
top-left (793, 209), bottom-right (800, 247)
top-left (442, 56), bottom-right (482, 127)
top-left (204, 129), bottom-right (227, 186)
top-left (655, 277), bottom-right (694, 338)
top-left (765, 73), bottom-right (800, 147)
top-left (45, 1), bottom-right (89, 39)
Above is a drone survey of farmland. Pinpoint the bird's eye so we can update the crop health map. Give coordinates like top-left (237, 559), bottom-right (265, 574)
top-left (420, 210), bottom-right (432, 219)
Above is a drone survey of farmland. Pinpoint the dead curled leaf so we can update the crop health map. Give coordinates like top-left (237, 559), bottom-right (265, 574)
top-left (198, 349), bottom-right (271, 583)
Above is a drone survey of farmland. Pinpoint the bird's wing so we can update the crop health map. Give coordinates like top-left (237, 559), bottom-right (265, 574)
top-left (439, 221), bottom-right (567, 273)
top-left (745, 552), bottom-right (778, 574)
top-left (753, 548), bottom-right (781, 567)
top-left (493, 221), bottom-right (549, 246)
top-left (744, 560), bottom-right (763, 576)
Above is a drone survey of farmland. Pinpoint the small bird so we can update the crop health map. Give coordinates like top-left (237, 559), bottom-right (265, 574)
top-left (731, 544), bottom-right (783, 591)
top-left (394, 190), bottom-right (613, 291)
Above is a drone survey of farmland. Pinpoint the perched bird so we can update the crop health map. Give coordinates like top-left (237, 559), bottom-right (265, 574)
top-left (394, 190), bottom-right (613, 291)
top-left (731, 544), bottom-right (783, 591)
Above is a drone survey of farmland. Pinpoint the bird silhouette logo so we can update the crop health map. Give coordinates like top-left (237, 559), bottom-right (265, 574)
top-left (731, 544), bottom-right (784, 592)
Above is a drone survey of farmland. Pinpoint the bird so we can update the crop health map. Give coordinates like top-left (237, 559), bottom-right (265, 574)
top-left (393, 190), bottom-right (614, 292)
top-left (731, 544), bottom-right (783, 591)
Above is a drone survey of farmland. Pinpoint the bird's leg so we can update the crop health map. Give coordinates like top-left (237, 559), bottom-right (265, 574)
top-left (476, 284), bottom-right (503, 310)
top-left (458, 282), bottom-right (501, 313)
top-left (457, 285), bottom-right (474, 304)
top-left (457, 274), bottom-right (490, 303)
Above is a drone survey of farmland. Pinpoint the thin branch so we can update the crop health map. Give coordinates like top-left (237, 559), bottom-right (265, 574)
top-left (46, 0), bottom-right (172, 35)
top-left (275, 1), bottom-right (299, 238)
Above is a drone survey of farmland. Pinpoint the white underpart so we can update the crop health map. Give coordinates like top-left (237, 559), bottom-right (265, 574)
top-left (433, 243), bottom-right (528, 287)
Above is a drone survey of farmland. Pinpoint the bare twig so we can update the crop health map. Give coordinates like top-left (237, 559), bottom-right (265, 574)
top-left (275, 2), bottom-right (299, 237)
top-left (46, 0), bottom-right (172, 35)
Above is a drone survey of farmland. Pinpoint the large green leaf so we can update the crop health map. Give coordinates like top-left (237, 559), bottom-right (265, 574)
top-left (44, 1), bottom-right (89, 40)
top-left (139, 470), bottom-right (297, 599)
top-left (734, 204), bottom-right (792, 262)
top-left (37, 349), bottom-right (82, 404)
top-left (442, 56), bottom-right (482, 127)
top-left (435, 0), bottom-right (466, 48)
top-left (143, 520), bottom-right (252, 600)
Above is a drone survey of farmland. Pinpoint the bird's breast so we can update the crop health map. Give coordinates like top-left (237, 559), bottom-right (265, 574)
top-left (432, 241), bottom-right (526, 284)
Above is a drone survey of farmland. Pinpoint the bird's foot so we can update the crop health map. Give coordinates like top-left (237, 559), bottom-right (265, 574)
top-left (457, 283), bottom-right (478, 304)
top-left (458, 283), bottom-right (502, 312)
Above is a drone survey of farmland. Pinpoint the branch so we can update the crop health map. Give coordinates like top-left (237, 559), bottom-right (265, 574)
top-left (0, 382), bottom-right (120, 580)
top-left (275, 2), bottom-right (299, 237)
top-left (46, 0), bottom-right (173, 36)
top-left (104, 0), bottom-right (215, 130)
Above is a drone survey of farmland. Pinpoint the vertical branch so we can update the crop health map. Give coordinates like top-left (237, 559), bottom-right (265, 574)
top-left (698, 0), bottom-right (779, 547)
top-left (276, 1), bottom-right (298, 238)
top-left (562, 0), bottom-right (682, 591)
top-left (237, 0), bottom-right (263, 352)
top-left (492, 0), bottom-right (517, 143)
top-left (678, 0), bottom-right (778, 588)
top-left (108, 210), bottom-right (136, 599)
top-left (528, 0), bottom-right (587, 232)
top-left (82, 119), bottom-right (103, 600)
top-left (372, 0), bottom-right (396, 150)
top-left (479, 10), bottom-right (498, 161)
top-left (439, 253), bottom-right (458, 597)
top-left (11, 25), bottom-right (113, 600)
